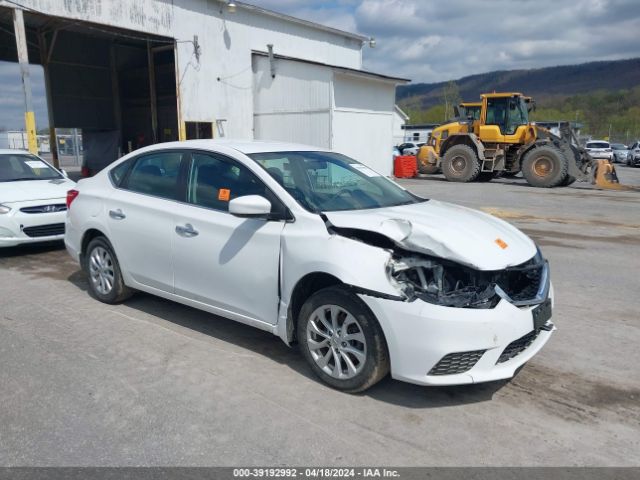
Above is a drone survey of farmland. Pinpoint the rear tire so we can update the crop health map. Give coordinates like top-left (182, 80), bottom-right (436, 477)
top-left (559, 174), bottom-right (576, 186)
top-left (441, 145), bottom-right (481, 182)
top-left (297, 286), bottom-right (389, 393)
top-left (84, 237), bottom-right (133, 304)
top-left (521, 146), bottom-right (568, 188)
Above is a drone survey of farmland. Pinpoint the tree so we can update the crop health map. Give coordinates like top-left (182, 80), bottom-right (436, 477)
top-left (442, 81), bottom-right (461, 121)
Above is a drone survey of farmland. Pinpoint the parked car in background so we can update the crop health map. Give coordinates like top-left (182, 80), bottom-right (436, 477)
top-left (610, 143), bottom-right (629, 163)
top-left (0, 150), bottom-right (75, 247)
top-left (66, 139), bottom-right (554, 392)
top-left (585, 141), bottom-right (613, 160)
top-left (627, 141), bottom-right (640, 167)
top-left (397, 142), bottom-right (421, 155)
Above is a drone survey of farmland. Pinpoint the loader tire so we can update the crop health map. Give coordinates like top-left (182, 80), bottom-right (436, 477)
top-left (521, 146), bottom-right (568, 188)
top-left (559, 174), bottom-right (576, 186)
top-left (442, 145), bottom-right (481, 182)
top-left (418, 163), bottom-right (440, 175)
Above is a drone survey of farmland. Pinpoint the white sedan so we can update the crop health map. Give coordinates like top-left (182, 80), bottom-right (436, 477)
top-left (0, 150), bottom-right (75, 247)
top-left (65, 140), bottom-right (555, 392)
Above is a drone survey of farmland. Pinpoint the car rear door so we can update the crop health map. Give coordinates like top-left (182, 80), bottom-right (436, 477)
top-left (106, 150), bottom-right (188, 293)
top-left (172, 151), bottom-right (287, 325)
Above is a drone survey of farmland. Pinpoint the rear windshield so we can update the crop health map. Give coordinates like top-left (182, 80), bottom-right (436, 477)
top-left (0, 153), bottom-right (62, 182)
top-left (611, 144), bottom-right (626, 149)
top-left (587, 142), bottom-right (609, 149)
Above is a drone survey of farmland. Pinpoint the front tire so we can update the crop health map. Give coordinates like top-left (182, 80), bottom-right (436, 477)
top-left (521, 145), bottom-right (568, 188)
top-left (441, 145), bottom-right (481, 182)
top-left (297, 286), bottom-right (389, 393)
top-left (84, 236), bottom-right (133, 304)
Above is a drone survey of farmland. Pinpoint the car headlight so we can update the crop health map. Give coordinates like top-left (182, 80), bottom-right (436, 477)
top-left (0, 204), bottom-right (11, 214)
top-left (387, 249), bottom-right (545, 309)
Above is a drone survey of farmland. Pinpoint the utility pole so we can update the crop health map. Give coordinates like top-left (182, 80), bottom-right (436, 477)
top-left (12, 8), bottom-right (37, 155)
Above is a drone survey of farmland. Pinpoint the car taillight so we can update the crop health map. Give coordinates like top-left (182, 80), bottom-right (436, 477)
top-left (81, 166), bottom-right (90, 177)
top-left (66, 189), bottom-right (79, 208)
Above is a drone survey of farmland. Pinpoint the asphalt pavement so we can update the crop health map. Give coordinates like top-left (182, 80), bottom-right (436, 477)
top-left (0, 166), bottom-right (638, 466)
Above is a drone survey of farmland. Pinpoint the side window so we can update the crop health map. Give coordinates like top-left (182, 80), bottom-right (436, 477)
top-left (123, 152), bottom-right (184, 200)
top-left (109, 159), bottom-right (133, 187)
top-left (187, 153), bottom-right (270, 213)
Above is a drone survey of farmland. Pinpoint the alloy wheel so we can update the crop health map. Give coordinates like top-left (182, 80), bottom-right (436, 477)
top-left (89, 246), bottom-right (115, 295)
top-left (306, 304), bottom-right (367, 380)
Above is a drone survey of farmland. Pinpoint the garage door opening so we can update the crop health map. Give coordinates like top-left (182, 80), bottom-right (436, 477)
top-left (0, 6), bottom-right (179, 173)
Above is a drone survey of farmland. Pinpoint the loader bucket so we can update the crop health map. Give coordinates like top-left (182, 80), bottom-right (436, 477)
top-left (592, 159), bottom-right (634, 191)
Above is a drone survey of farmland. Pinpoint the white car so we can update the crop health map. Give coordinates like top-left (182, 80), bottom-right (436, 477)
top-left (397, 142), bottom-right (422, 156)
top-left (585, 141), bottom-right (613, 160)
top-left (65, 140), bottom-right (555, 392)
top-left (0, 150), bottom-right (75, 247)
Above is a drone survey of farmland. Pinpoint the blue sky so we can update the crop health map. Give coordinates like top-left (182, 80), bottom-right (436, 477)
top-left (2, 0), bottom-right (639, 130)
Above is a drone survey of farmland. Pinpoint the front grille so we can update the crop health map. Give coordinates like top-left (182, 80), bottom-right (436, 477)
top-left (496, 258), bottom-right (545, 304)
top-left (22, 223), bottom-right (65, 238)
top-left (20, 204), bottom-right (67, 214)
top-left (428, 350), bottom-right (485, 376)
top-left (497, 330), bottom-right (540, 364)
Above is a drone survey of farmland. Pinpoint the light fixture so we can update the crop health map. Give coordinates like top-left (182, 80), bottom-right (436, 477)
top-left (369, 37), bottom-right (376, 48)
top-left (226, 0), bottom-right (237, 13)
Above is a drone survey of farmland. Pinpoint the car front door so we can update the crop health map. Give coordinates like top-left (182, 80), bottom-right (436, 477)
top-left (106, 150), bottom-right (188, 292)
top-left (172, 151), bottom-right (287, 325)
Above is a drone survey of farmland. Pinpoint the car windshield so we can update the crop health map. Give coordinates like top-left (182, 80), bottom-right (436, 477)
top-left (250, 151), bottom-right (425, 213)
top-left (611, 144), bottom-right (625, 149)
top-left (0, 153), bottom-right (62, 182)
top-left (587, 142), bottom-right (609, 149)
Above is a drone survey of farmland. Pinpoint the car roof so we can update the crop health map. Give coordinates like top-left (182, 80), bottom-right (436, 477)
top-left (131, 139), bottom-right (329, 155)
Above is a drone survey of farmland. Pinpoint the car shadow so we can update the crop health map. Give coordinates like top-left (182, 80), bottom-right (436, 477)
top-left (0, 240), bottom-right (65, 258)
top-left (67, 269), bottom-right (510, 408)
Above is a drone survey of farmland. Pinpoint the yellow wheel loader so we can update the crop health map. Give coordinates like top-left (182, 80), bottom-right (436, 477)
top-left (417, 92), bottom-right (612, 188)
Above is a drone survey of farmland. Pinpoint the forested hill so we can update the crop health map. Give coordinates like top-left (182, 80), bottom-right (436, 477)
top-left (397, 58), bottom-right (640, 108)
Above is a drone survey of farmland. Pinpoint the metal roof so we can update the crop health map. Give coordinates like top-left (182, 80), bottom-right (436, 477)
top-left (252, 50), bottom-right (410, 84)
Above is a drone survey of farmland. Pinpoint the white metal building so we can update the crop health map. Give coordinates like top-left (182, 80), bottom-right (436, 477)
top-left (0, 0), bottom-right (409, 174)
top-left (401, 123), bottom-right (441, 143)
top-left (392, 105), bottom-right (409, 146)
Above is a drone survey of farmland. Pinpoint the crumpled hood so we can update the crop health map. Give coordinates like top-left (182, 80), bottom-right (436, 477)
top-left (1, 178), bottom-right (74, 204)
top-left (324, 200), bottom-right (537, 270)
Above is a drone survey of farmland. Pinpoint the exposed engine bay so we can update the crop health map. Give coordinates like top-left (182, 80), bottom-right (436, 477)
top-left (387, 251), bottom-right (548, 308)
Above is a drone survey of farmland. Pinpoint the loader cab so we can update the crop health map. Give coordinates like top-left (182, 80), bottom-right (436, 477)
top-left (460, 102), bottom-right (481, 121)
top-left (479, 93), bottom-right (534, 144)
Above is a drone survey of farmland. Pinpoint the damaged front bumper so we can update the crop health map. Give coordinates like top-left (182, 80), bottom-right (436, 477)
top-left (358, 285), bottom-right (555, 386)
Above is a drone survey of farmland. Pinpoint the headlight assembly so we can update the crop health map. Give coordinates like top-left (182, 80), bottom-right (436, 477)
top-left (387, 256), bottom-right (498, 308)
top-left (0, 204), bottom-right (11, 214)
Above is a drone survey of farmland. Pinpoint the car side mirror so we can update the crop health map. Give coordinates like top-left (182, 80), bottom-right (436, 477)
top-left (61, 169), bottom-right (68, 178)
top-left (229, 195), bottom-right (272, 218)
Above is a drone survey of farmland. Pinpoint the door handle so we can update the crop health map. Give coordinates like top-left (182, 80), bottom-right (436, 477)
top-left (175, 223), bottom-right (199, 237)
top-left (109, 209), bottom-right (126, 220)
